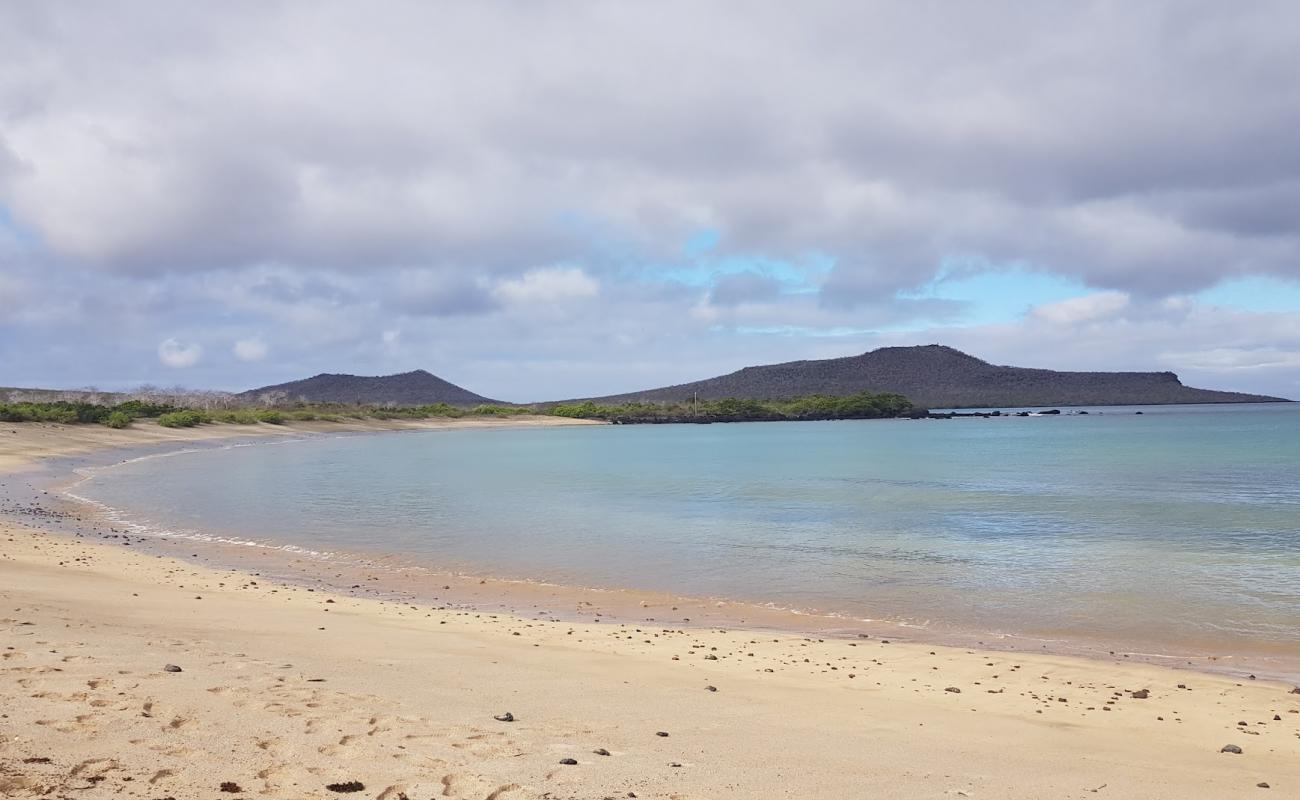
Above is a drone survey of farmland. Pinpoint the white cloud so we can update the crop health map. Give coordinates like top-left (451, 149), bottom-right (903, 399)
top-left (492, 267), bottom-right (599, 307)
top-left (1030, 291), bottom-right (1130, 325)
top-left (0, 3), bottom-right (1297, 397)
top-left (157, 338), bottom-right (202, 368)
top-left (233, 337), bottom-right (268, 362)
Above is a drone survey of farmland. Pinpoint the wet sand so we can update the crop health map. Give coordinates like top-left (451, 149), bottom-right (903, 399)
top-left (2, 420), bottom-right (1299, 798)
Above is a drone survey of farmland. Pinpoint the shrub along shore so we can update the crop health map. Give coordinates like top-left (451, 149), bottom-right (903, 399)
top-left (1, 391), bottom-right (923, 429)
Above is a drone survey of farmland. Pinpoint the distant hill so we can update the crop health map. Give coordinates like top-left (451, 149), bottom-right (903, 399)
top-left (241, 370), bottom-right (499, 406)
top-left (572, 345), bottom-right (1288, 409)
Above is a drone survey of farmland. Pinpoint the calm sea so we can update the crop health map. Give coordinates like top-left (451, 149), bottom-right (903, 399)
top-left (70, 403), bottom-right (1300, 666)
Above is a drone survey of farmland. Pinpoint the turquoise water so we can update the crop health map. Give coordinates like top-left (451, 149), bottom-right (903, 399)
top-left (74, 404), bottom-right (1300, 660)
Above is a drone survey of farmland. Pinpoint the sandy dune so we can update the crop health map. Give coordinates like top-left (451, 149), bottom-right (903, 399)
top-left (1, 422), bottom-right (1298, 798)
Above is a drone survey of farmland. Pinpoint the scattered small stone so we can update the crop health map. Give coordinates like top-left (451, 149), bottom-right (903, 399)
top-left (655, 731), bottom-right (670, 737)
top-left (558, 758), bottom-right (578, 765)
top-left (219, 782), bottom-right (242, 793)
top-left (1221, 744), bottom-right (1243, 754)
top-left (494, 712), bottom-right (514, 722)
top-left (1131, 689), bottom-right (1149, 699)
top-left (669, 762), bottom-right (682, 768)
top-left (1257, 782), bottom-right (1270, 789)
top-left (705, 685), bottom-right (717, 692)
top-left (1291, 686), bottom-right (1300, 695)
top-left (163, 664), bottom-right (183, 673)
top-left (325, 781), bottom-right (365, 793)
top-left (704, 654), bottom-right (717, 660)
top-left (593, 748), bottom-right (610, 756)
top-left (21, 757), bottom-right (51, 764)
top-left (945, 687), bottom-right (961, 694)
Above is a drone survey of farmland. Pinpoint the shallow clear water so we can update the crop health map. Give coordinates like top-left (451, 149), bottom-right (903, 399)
top-left (75, 404), bottom-right (1300, 658)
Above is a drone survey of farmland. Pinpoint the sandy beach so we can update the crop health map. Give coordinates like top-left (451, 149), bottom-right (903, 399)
top-left (2, 421), bottom-right (1299, 798)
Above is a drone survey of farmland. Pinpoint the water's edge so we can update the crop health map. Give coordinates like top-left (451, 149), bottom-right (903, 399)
top-left (3, 425), bottom-right (1295, 684)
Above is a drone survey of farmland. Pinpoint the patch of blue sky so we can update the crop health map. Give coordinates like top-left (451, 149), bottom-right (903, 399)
top-left (731, 324), bottom-right (879, 337)
top-left (632, 247), bottom-right (832, 292)
top-left (898, 264), bottom-right (1091, 326)
top-left (1193, 277), bottom-right (1300, 314)
top-left (0, 204), bottom-right (43, 248)
top-left (683, 228), bottom-right (721, 257)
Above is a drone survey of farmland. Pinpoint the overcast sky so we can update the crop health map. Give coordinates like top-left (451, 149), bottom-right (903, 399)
top-left (2, 1), bottom-right (1298, 401)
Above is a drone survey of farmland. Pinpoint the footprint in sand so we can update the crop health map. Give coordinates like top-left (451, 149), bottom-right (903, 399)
top-left (147, 743), bottom-right (193, 757)
top-left (148, 769), bottom-right (175, 785)
top-left (255, 737), bottom-right (282, 754)
top-left (317, 736), bottom-right (366, 758)
top-left (257, 762), bottom-right (318, 792)
top-left (37, 713), bottom-right (98, 734)
top-left (377, 781), bottom-right (446, 799)
top-left (440, 772), bottom-right (500, 798)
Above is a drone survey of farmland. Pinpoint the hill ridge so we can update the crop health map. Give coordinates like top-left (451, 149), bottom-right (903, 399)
top-left (241, 369), bottom-right (498, 406)
top-left (566, 344), bottom-right (1286, 409)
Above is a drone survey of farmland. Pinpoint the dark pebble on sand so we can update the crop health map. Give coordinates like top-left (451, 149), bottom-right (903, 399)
top-left (219, 782), bottom-right (242, 793)
top-left (593, 748), bottom-right (610, 756)
top-left (559, 758), bottom-right (578, 765)
top-left (1131, 689), bottom-right (1149, 699)
top-left (494, 712), bottom-right (514, 722)
top-left (1221, 744), bottom-right (1243, 754)
top-left (705, 685), bottom-right (717, 692)
top-left (656, 731), bottom-right (669, 737)
top-left (163, 664), bottom-right (182, 673)
top-left (1257, 782), bottom-right (1270, 789)
top-left (325, 781), bottom-right (365, 793)
top-left (945, 687), bottom-right (961, 694)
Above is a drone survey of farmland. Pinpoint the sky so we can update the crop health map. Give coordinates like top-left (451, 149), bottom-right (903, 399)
top-left (1, 1), bottom-right (1298, 402)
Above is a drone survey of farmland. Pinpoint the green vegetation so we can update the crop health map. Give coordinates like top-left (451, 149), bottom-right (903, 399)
top-left (103, 411), bottom-right (134, 429)
top-left (548, 390), bottom-right (915, 421)
top-left (550, 391), bottom-right (917, 423)
top-left (0, 398), bottom-right (537, 428)
top-left (156, 410), bottom-right (211, 428)
top-left (0, 400), bottom-right (180, 426)
top-left (0, 391), bottom-right (920, 429)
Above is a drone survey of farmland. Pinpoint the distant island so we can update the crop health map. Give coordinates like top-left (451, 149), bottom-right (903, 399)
top-left (241, 369), bottom-right (500, 406)
top-left (2, 345), bottom-right (1288, 429)
top-left (564, 345), bottom-right (1286, 409)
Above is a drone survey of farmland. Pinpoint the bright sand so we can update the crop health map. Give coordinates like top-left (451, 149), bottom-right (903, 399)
top-left (2, 421), bottom-right (1298, 798)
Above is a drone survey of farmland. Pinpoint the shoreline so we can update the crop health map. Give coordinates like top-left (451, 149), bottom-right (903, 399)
top-left (6, 418), bottom-right (1298, 685)
top-left (3, 420), bottom-right (1300, 797)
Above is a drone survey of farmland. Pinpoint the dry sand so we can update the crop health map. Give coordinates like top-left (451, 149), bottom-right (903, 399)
top-left (2, 420), bottom-right (1298, 798)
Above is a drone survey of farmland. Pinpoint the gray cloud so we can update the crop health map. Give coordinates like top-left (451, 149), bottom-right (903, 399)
top-left (1, 1), bottom-right (1298, 396)
top-left (2, 2), bottom-right (1295, 289)
top-left (709, 273), bottom-right (784, 306)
